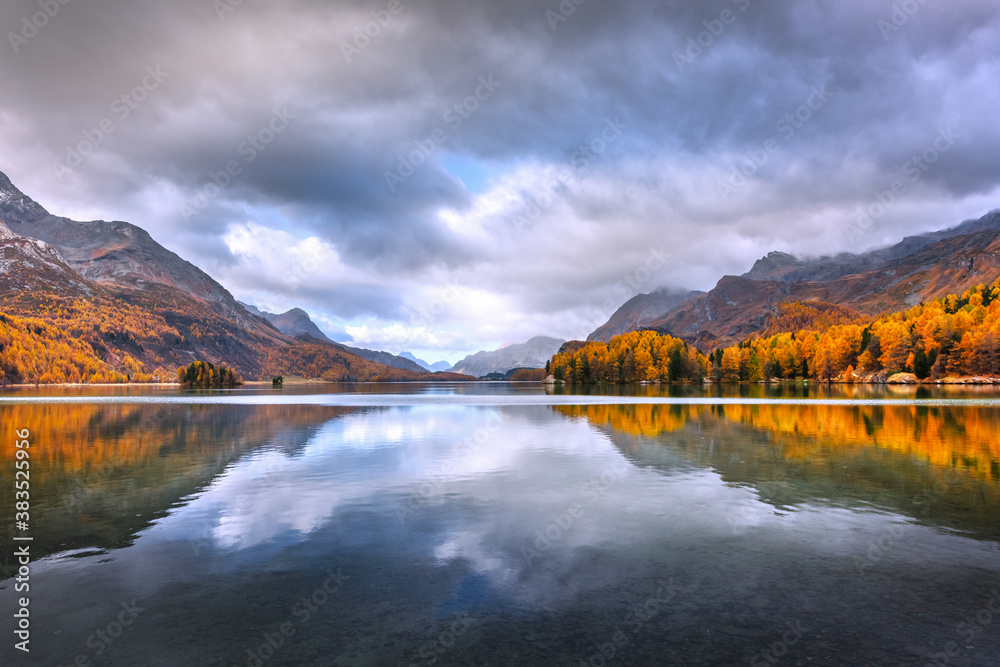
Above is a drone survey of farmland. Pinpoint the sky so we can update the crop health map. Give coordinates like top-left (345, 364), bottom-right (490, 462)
top-left (2, 0), bottom-right (1000, 364)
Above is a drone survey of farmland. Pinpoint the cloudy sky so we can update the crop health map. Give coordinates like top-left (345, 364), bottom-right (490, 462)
top-left (2, 0), bottom-right (999, 363)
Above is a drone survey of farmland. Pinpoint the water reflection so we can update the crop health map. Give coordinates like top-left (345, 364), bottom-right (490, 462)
top-left (555, 402), bottom-right (1000, 478)
top-left (1, 398), bottom-right (999, 666)
top-left (556, 403), bottom-right (1000, 538)
top-left (0, 403), bottom-right (352, 559)
top-left (546, 381), bottom-right (1000, 401)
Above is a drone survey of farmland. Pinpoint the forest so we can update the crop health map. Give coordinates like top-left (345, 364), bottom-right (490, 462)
top-left (548, 280), bottom-right (1000, 385)
top-left (0, 292), bottom-right (227, 384)
top-left (549, 330), bottom-right (709, 384)
top-left (0, 311), bottom-right (132, 384)
top-left (0, 290), bottom-right (466, 385)
top-left (709, 280), bottom-right (1000, 382)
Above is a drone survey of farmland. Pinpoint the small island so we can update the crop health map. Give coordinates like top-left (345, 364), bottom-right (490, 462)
top-left (176, 361), bottom-right (242, 388)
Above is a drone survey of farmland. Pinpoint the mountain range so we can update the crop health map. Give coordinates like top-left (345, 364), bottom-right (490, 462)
top-left (449, 336), bottom-right (565, 377)
top-left (3, 166), bottom-right (999, 383)
top-left (399, 352), bottom-right (452, 373)
top-left (0, 170), bottom-right (470, 383)
top-left (589, 210), bottom-right (1000, 350)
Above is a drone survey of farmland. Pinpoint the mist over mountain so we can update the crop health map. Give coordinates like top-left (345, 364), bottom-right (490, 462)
top-left (590, 210), bottom-right (1000, 350)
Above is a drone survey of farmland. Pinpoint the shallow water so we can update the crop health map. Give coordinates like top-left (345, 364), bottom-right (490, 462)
top-left (1, 384), bottom-right (999, 666)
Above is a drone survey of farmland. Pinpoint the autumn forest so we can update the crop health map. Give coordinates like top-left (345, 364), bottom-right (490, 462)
top-left (549, 280), bottom-right (1000, 385)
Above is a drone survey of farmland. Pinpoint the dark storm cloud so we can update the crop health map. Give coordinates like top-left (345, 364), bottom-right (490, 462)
top-left (2, 0), bottom-right (999, 352)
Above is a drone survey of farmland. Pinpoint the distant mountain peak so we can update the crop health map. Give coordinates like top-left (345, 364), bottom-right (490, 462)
top-left (238, 302), bottom-right (333, 344)
top-left (399, 351), bottom-right (452, 372)
top-left (238, 300), bottom-right (264, 317)
top-left (744, 251), bottom-right (800, 280)
top-left (237, 303), bottom-right (433, 373)
top-left (450, 336), bottom-right (565, 377)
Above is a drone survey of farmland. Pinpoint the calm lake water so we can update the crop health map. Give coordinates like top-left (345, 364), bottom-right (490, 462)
top-left (1, 383), bottom-right (999, 666)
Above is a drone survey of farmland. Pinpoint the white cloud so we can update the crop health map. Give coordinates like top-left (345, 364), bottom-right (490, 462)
top-left (3, 0), bottom-right (1000, 359)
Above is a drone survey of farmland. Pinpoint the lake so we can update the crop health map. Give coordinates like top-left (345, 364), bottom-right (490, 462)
top-left (1, 383), bottom-right (999, 666)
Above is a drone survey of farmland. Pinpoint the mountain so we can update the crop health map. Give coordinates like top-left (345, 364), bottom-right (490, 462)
top-left (399, 352), bottom-right (452, 372)
top-left (588, 288), bottom-right (704, 342)
top-left (328, 343), bottom-right (427, 373)
top-left (0, 217), bottom-right (285, 379)
top-left (0, 171), bottom-right (275, 336)
top-left (0, 170), bottom-right (473, 384)
top-left (263, 336), bottom-right (472, 383)
top-left (450, 336), bottom-right (564, 377)
top-left (745, 211), bottom-right (1000, 283)
top-left (239, 301), bottom-right (430, 373)
top-left (590, 210), bottom-right (1000, 350)
top-left (239, 302), bottom-right (334, 343)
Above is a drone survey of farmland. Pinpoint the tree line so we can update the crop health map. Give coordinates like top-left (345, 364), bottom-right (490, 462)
top-left (708, 281), bottom-right (1000, 382)
top-left (548, 280), bottom-right (1000, 384)
top-left (549, 330), bottom-right (708, 384)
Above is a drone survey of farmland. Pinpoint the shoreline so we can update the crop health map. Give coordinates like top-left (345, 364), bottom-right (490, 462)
top-left (550, 375), bottom-right (1000, 387)
top-left (0, 379), bottom-right (476, 388)
top-left (4, 375), bottom-right (1000, 389)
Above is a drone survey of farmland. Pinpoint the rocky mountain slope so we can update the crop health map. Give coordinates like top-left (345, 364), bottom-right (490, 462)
top-left (0, 220), bottom-right (96, 297)
top-left (0, 171), bottom-right (276, 337)
top-left (588, 288), bottom-right (704, 342)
